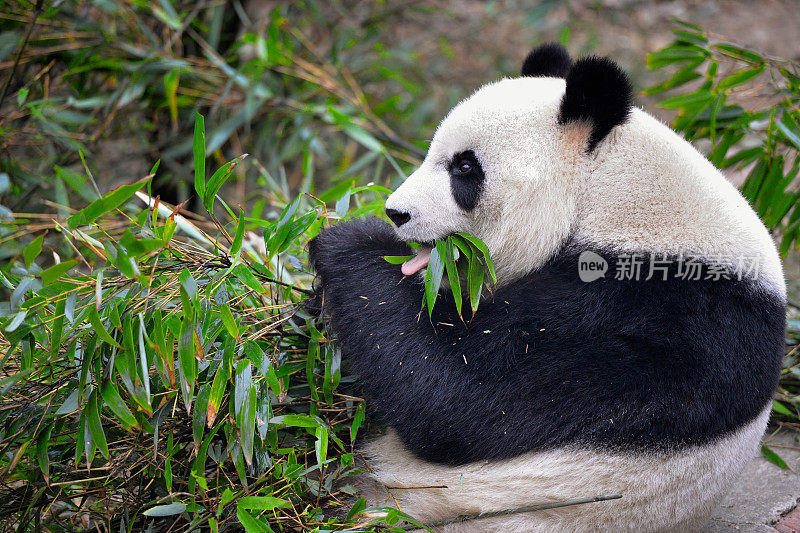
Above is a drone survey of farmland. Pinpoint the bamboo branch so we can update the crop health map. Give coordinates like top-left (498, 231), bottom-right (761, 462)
top-left (401, 494), bottom-right (623, 531)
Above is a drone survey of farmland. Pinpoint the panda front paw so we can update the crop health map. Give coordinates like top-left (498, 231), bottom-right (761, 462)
top-left (307, 217), bottom-right (410, 283)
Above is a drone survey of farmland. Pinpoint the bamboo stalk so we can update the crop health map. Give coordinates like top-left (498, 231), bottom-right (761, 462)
top-left (401, 494), bottom-right (623, 531)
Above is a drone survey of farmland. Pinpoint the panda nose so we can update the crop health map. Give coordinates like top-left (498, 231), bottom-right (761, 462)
top-left (385, 208), bottom-right (411, 227)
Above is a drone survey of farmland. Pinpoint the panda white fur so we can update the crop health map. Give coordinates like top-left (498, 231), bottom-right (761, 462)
top-left (308, 44), bottom-right (786, 532)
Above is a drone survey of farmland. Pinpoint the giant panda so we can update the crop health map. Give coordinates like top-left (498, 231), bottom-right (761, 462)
top-left (307, 43), bottom-right (786, 532)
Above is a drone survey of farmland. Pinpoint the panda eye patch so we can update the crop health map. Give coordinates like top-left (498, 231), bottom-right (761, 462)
top-left (448, 150), bottom-right (485, 211)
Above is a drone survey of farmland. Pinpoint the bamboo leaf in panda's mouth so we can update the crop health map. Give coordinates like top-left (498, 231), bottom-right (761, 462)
top-left (455, 232), bottom-right (497, 285)
top-left (383, 232), bottom-right (495, 320)
top-left (443, 238), bottom-right (463, 323)
top-left (423, 243), bottom-right (446, 319)
top-left (383, 255), bottom-right (415, 264)
top-left (466, 249), bottom-right (485, 314)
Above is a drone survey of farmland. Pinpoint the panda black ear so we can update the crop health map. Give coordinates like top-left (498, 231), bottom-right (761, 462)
top-left (521, 43), bottom-right (572, 78)
top-left (558, 56), bottom-right (633, 152)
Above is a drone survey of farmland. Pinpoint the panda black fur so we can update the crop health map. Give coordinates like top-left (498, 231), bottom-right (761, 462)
top-left (309, 44), bottom-right (786, 532)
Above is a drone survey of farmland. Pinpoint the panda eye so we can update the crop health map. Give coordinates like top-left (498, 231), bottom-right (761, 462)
top-left (449, 151), bottom-right (481, 178)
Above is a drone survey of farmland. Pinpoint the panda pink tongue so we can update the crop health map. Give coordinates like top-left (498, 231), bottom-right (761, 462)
top-left (401, 246), bottom-right (432, 276)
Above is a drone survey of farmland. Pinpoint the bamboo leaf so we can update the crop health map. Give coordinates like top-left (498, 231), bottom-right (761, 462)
top-left (269, 413), bottom-right (324, 428)
top-left (456, 233), bottom-right (496, 283)
top-left (40, 259), bottom-right (79, 286)
top-left (49, 297), bottom-right (66, 359)
top-left (23, 234), bottom-right (44, 268)
top-left (36, 423), bottom-right (53, 483)
top-left (144, 502), bottom-right (187, 517)
top-left (714, 44), bottom-right (764, 64)
top-left (193, 384), bottom-right (210, 449)
top-left (383, 254), bottom-right (414, 264)
top-left (777, 116), bottom-right (800, 151)
top-left (717, 64), bottom-right (765, 90)
top-left (722, 146), bottom-right (763, 169)
top-left (165, 432), bottom-right (173, 492)
top-left (5, 310), bottom-right (26, 332)
top-left (442, 239), bottom-right (463, 321)
top-left (75, 406), bottom-right (87, 465)
top-left (220, 303), bottom-right (239, 339)
top-left (646, 47), bottom-right (707, 70)
top-left (86, 391), bottom-right (109, 460)
top-left (467, 249), bottom-right (485, 313)
top-left (65, 291), bottom-right (77, 324)
top-left (230, 209), bottom-right (246, 256)
top-left (772, 401), bottom-right (796, 418)
top-left (189, 424), bottom-right (221, 494)
top-left (164, 68), bottom-right (179, 126)
top-left (264, 365), bottom-right (281, 397)
top-left (194, 113), bottom-right (206, 199)
top-left (761, 445), bottom-right (790, 470)
top-left (56, 389), bottom-right (80, 416)
top-left (178, 318), bottom-right (197, 414)
top-left (207, 361), bottom-right (229, 427)
top-left (335, 189), bottom-right (352, 218)
top-left (241, 383), bottom-right (256, 466)
top-left (235, 360), bottom-right (256, 465)
top-left (204, 154), bottom-right (247, 214)
top-left (89, 307), bottom-right (122, 348)
top-left (101, 381), bottom-right (139, 430)
top-left (642, 62), bottom-right (702, 95)
top-left (236, 508), bottom-right (274, 533)
top-left (138, 313), bottom-right (152, 408)
top-left (67, 177), bottom-right (149, 229)
top-left (671, 18), bottom-right (703, 32)
top-left (423, 244), bottom-right (445, 319)
top-left (658, 90), bottom-right (715, 111)
top-left (237, 496), bottom-right (291, 511)
top-left (265, 196), bottom-right (301, 259)
top-left (351, 402), bottom-right (365, 444)
top-left (10, 276), bottom-right (35, 310)
top-left (315, 424), bottom-right (328, 465)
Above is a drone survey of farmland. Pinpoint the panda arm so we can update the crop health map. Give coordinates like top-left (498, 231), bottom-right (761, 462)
top-left (307, 217), bottom-right (424, 341)
top-left (308, 218), bottom-right (554, 464)
top-left (307, 217), bottom-right (415, 304)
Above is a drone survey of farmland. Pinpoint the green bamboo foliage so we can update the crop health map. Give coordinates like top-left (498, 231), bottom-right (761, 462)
top-left (0, 113), bottom-right (413, 532)
top-left (385, 233), bottom-right (497, 320)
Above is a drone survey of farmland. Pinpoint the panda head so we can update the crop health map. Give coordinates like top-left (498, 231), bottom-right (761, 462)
top-left (384, 43), bottom-right (634, 282)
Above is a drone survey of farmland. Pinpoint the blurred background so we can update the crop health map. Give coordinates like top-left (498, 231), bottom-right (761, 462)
top-left (1, 0), bottom-right (799, 284)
